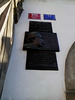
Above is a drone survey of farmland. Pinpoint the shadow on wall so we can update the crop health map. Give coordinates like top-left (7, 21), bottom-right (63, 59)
top-left (66, 93), bottom-right (75, 100)
top-left (0, 37), bottom-right (12, 98)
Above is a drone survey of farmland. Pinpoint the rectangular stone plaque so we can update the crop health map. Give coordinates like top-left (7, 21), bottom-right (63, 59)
top-left (26, 50), bottom-right (58, 70)
top-left (23, 32), bottom-right (59, 52)
top-left (29, 21), bottom-right (53, 32)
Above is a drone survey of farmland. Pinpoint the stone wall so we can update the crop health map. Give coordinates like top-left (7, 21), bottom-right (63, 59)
top-left (65, 42), bottom-right (75, 100)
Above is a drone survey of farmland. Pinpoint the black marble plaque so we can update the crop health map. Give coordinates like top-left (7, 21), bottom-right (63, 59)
top-left (26, 50), bottom-right (58, 70)
top-left (29, 21), bottom-right (53, 32)
top-left (23, 32), bottom-right (59, 52)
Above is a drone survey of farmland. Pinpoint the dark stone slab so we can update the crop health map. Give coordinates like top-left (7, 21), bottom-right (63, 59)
top-left (29, 21), bottom-right (53, 32)
top-left (26, 50), bottom-right (58, 70)
top-left (23, 32), bottom-right (59, 52)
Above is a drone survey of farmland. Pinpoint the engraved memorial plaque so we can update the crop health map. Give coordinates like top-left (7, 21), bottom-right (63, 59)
top-left (26, 50), bottom-right (58, 70)
top-left (29, 21), bottom-right (53, 32)
top-left (23, 32), bottom-right (59, 52)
